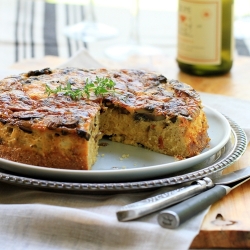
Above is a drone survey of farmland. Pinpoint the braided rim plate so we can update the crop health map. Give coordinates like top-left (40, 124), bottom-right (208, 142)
top-left (0, 116), bottom-right (247, 193)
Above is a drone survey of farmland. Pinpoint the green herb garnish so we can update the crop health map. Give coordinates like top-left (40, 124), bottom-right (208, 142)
top-left (45, 76), bottom-right (116, 100)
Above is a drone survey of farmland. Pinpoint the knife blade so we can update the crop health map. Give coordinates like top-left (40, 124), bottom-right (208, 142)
top-left (158, 167), bottom-right (250, 229)
top-left (117, 167), bottom-right (250, 222)
top-left (117, 177), bottom-right (213, 222)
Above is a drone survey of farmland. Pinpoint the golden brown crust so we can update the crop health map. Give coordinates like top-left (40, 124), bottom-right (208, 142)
top-left (0, 67), bottom-right (210, 170)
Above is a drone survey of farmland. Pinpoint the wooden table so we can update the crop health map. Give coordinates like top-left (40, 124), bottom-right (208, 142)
top-left (152, 55), bottom-right (250, 249)
top-left (10, 54), bottom-right (250, 249)
top-left (181, 57), bottom-right (250, 249)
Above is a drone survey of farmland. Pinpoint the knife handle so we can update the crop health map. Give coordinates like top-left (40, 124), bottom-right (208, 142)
top-left (117, 177), bottom-right (213, 222)
top-left (158, 185), bottom-right (228, 229)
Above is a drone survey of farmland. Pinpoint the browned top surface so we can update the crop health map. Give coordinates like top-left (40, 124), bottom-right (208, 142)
top-left (0, 67), bottom-right (203, 136)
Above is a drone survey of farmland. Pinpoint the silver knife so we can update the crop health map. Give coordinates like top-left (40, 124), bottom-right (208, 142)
top-left (158, 167), bottom-right (250, 229)
top-left (117, 167), bottom-right (250, 222)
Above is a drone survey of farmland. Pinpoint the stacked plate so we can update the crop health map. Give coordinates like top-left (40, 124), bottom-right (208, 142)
top-left (0, 106), bottom-right (247, 193)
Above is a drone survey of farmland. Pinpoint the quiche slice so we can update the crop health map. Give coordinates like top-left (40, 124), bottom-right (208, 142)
top-left (0, 67), bottom-right (210, 170)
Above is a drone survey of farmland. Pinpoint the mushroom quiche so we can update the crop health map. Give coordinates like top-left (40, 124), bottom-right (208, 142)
top-left (0, 67), bottom-right (210, 170)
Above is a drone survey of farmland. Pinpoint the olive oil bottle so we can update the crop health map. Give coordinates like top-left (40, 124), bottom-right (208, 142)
top-left (177, 0), bottom-right (234, 76)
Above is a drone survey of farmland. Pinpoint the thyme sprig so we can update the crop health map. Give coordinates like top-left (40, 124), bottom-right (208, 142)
top-left (45, 76), bottom-right (116, 100)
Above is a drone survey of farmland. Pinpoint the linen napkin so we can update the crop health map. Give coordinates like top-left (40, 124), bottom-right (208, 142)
top-left (0, 49), bottom-right (250, 250)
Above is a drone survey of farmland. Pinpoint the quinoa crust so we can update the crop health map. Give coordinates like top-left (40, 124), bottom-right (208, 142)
top-left (0, 67), bottom-right (210, 170)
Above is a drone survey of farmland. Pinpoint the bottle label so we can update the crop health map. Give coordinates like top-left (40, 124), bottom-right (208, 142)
top-left (177, 0), bottom-right (221, 65)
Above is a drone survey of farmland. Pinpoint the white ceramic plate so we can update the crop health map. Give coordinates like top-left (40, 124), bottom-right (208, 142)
top-left (0, 105), bottom-right (231, 182)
